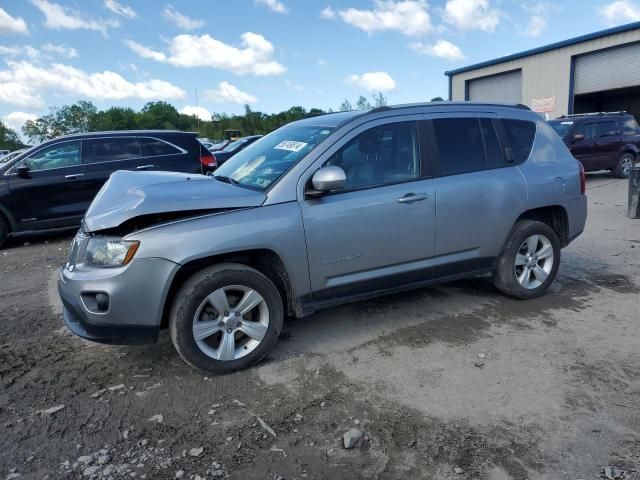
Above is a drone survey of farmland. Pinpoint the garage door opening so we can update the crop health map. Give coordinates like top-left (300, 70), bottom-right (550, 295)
top-left (574, 85), bottom-right (640, 122)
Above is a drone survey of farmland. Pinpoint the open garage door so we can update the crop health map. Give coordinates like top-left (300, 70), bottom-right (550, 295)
top-left (467, 70), bottom-right (522, 104)
top-left (573, 42), bottom-right (640, 121)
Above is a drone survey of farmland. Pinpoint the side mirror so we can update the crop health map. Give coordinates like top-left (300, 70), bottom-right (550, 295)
top-left (307, 166), bottom-right (346, 197)
top-left (15, 164), bottom-right (30, 178)
top-left (572, 133), bottom-right (585, 142)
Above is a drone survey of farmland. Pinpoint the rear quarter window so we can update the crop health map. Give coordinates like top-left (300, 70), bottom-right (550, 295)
top-left (140, 137), bottom-right (182, 156)
top-left (502, 119), bottom-right (536, 164)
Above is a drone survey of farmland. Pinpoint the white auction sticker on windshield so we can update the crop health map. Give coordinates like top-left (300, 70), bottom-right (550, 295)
top-left (274, 140), bottom-right (308, 152)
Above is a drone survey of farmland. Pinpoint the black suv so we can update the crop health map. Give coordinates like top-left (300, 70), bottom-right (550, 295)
top-left (548, 112), bottom-right (640, 178)
top-left (0, 130), bottom-right (214, 246)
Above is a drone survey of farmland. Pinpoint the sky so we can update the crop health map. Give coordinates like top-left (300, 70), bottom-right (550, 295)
top-left (1, 0), bottom-right (640, 134)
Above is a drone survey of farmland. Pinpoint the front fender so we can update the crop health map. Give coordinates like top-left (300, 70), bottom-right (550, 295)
top-left (126, 202), bottom-right (311, 298)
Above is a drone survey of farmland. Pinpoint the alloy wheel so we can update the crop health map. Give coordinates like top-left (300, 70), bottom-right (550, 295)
top-left (192, 285), bottom-right (269, 361)
top-left (514, 234), bottom-right (554, 289)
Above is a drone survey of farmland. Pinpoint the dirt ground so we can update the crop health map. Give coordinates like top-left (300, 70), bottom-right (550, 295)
top-left (1, 173), bottom-right (639, 480)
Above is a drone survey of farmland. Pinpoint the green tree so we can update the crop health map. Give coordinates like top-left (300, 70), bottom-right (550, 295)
top-left (431, 96), bottom-right (445, 102)
top-left (356, 95), bottom-right (372, 110)
top-left (0, 122), bottom-right (23, 151)
top-left (22, 101), bottom-right (98, 143)
top-left (372, 92), bottom-right (388, 108)
top-left (339, 99), bottom-right (353, 112)
top-left (91, 106), bottom-right (138, 131)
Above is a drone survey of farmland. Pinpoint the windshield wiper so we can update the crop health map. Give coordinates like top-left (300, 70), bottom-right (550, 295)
top-left (213, 175), bottom-right (239, 185)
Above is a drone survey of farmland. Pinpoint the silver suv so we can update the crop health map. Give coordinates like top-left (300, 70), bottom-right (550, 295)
top-left (58, 102), bottom-right (587, 374)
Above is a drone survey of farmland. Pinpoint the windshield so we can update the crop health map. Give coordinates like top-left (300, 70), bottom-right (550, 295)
top-left (0, 148), bottom-right (30, 167)
top-left (214, 124), bottom-right (334, 190)
top-left (548, 121), bottom-right (573, 138)
top-left (222, 139), bottom-right (247, 152)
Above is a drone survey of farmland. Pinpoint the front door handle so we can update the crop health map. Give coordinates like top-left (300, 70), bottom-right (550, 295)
top-left (136, 164), bottom-right (155, 170)
top-left (64, 173), bottom-right (84, 179)
top-left (397, 193), bottom-right (428, 204)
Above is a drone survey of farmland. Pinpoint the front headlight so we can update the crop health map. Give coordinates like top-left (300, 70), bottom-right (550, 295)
top-left (84, 237), bottom-right (140, 268)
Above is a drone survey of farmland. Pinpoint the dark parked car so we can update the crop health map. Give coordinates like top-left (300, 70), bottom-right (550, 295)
top-left (548, 112), bottom-right (640, 178)
top-left (206, 135), bottom-right (262, 170)
top-left (0, 130), bottom-right (214, 246)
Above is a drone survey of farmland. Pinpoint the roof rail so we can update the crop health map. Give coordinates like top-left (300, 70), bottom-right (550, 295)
top-left (559, 111), bottom-right (628, 118)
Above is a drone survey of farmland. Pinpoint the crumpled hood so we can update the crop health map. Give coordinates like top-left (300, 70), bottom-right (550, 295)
top-left (83, 170), bottom-right (266, 232)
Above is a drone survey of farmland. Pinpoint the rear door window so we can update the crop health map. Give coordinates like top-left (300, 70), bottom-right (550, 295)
top-left (433, 118), bottom-right (487, 176)
top-left (597, 121), bottom-right (618, 137)
top-left (83, 138), bottom-right (141, 164)
top-left (502, 119), bottom-right (536, 164)
top-left (140, 138), bottom-right (182, 156)
top-left (573, 123), bottom-right (596, 140)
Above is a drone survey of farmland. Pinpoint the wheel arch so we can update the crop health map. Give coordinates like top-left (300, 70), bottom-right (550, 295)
top-left (515, 205), bottom-right (569, 247)
top-left (0, 203), bottom-right (17, 232)
top-left (160, 248), bottom-right (299, 329)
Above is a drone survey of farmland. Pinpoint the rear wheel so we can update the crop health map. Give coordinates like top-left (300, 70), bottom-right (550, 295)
top-left (169, 263), bottom-right (283, 374)
top-left (612, 152), bottom-right (635, 179)
top-left (494, 220), bottom-right (561, 299)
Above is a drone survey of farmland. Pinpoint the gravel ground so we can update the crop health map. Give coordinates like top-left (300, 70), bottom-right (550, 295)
top-left (1, 173), bottom-right (639, 480)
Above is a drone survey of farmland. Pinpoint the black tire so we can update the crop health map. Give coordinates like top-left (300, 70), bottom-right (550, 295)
top-left (612, 152), bottom-right (635, 179)
top-left (169, 263), bottom-right (283, 374)
top-left (493, 220), bottom-right (561, 299)
top-left (0, 215), bottom-right (8, 249)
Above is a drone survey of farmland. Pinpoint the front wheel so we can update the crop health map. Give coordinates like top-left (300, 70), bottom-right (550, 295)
top-left (169, 263), bottom-right (283, 374)
top-left (612, 152), bottom-right (635, 179)
top-left (493, 220), bottom-right (561, 299)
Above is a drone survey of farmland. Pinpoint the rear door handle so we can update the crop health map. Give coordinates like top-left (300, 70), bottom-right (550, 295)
top-left (136, 164), bottom-right (155, 170)
top-left (64, 173), bottom-right (84, 179)
top-left (397, 193), bottom-right (428, 204)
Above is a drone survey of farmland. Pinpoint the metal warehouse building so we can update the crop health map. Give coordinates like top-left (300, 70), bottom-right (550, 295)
top-left (446, 22), bottom-right (640, 120)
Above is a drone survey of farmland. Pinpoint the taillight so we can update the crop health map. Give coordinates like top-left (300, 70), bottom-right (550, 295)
top-left (578, 161), bottom-right (586, 195)
top-left (200, 153), bottom-right (217, 168)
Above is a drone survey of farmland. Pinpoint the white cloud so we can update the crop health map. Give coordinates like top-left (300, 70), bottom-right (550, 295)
top-left (126, 33), bottom-right (286, 76)
top-left (105, 0), bottom-right (136, 19)
top-left (205, 81), bottom-right (258, 104)
top-left (522, 2), bottom-right (552, 37)
top-left (31, 0), bottom-right (118, 36)
top-left (163, 5), bottom-right (204, 31)
top-left (256, 0), bottom-right (288, 14)
top-left (0, 60), bottom-right (185, 108)
top-left (317, 58), bottom-right (329, 67)
top-left (320, 6), bottom-right (336, 19)
top-left (0, 82), bottom-right (41, 109)
top-left (0, 43), bottom-right (78, 61)
top-left (442, 0), bottom-right (501, 32)
top-left (42, 43), bottom-right (78, 58)
top-left (179, 105), bottom-right (212, 121)
top-left (598, 0), bottom-right (640, 25)
top-left (285, 79), bottom-right (303, 92)
top-left (0, 45), bottom-right (41, 61)
top-left (335, 0), bottom-right (432, 36)
top-left (346, 71), bottom-right (396, 92)
top-left (0, 7), bottom-right (28, 35)
top-left (3, 111), bottom-right (38, 132)
top-left (125, 40), bottom-right (167, 62)
top-left (410, 39), bottom-right (465, 60)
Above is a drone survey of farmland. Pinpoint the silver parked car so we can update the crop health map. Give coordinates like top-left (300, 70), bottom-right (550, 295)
top-left (58, 102), bottom-right (587, 374)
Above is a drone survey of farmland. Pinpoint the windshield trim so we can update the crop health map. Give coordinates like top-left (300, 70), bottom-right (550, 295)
top-left (214, 124), bottom-right (335, 193)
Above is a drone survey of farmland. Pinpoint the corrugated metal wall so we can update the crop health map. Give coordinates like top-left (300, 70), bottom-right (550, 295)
top-left (468, 70), bottom-right (522, 103)
top-left (450, 28), bottom-right (640, 117)
top-left (574, 42), bottom-right (640, 94)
